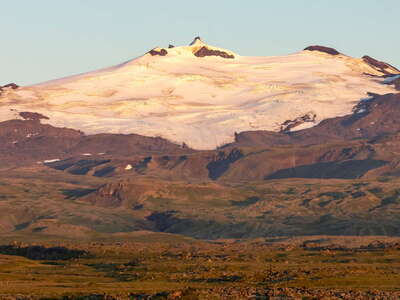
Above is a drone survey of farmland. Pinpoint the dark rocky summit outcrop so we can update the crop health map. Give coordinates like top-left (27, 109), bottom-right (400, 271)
top-left (194, 46), bottom-right (235, 59)
top-left (1, 83), bottom-right (19, 89)
top-left (0, 83), bottom-right (19, 95)
top-left (148, 48), bottom-right (168, 56)
top-left (19, 111), bottom-right (49, 121)
top-left (362, 55), bottom-right (400, 75)
top-left (304, 45), bottom-right (340, 55)
top-left (207, 148), bottom-right (244, 180)
top-left (189, 36), bottom-right (202, 46)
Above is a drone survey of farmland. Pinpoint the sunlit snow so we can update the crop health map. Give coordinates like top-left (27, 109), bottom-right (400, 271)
top-left (0, 39), bottom-right (398, 149)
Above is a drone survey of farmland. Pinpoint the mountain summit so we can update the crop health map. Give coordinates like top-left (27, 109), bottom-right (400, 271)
top-left (0, 38), bottom-right (399, 149)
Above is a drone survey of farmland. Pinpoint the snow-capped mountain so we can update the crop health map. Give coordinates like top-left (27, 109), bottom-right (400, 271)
top-left (0, 37), bottom-right (399, 149)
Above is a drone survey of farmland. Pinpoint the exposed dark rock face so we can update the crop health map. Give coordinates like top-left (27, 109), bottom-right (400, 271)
top-left (194, 46), bottom-right (235, 59)
top-left (0, 83), bottom-right (19, 95)
top-left (304, 45), bottom-right (340, 55)
top-left (168, 44), bottom-right (175, 48)
top-left (85, 182), bottom-right (126, 207)
top-left (148, 48), bottom-right (168, 56)
top-left (207, 148), bottom-right (244, 180)
top-left (189, 36), bottom-right (202, 46)
top-left (19, 111), bottom-right (49, 121)
top-left (280, 112), bottom-right (316, 132)
top-left (1, 83), bottom-right (19, 89)
top-left (362, 55), bottom-right (400, 75)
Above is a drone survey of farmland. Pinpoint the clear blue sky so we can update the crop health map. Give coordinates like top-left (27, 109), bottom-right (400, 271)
top-left (1, 0), bottom-right (399, 85)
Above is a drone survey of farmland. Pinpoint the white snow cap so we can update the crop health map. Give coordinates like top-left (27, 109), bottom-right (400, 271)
top-left (1, 39), bottom-right (399, 150)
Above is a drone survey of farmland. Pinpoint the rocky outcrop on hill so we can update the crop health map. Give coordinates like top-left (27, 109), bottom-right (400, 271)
top-left (19, 111), bottom-right (49, 121)
top-left (363, 55), bottom-right (400, 75)
top-left (148, 48), bottom-right (168, 56)
top-left (279, 112), bottom-right (316, 132)
top-left (194, 46), bottom-right (235, 59)
top-left (1, 83), bottom-right (19, 90)
top-left (304, 45), bottom-right (341, 55)
top-left (0, 83), bottom-right (19, 95)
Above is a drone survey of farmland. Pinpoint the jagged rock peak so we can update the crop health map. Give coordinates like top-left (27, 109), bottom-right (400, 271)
top-left (189, 36), bottom-right (205, 46)
top-left (304, 45), bottom-right (341, 56)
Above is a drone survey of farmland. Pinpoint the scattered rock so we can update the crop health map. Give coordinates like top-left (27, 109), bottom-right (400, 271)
top-left (280, 112), bottom-right (316, 132)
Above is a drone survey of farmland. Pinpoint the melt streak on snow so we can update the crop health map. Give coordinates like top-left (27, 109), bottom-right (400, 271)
top-left (0, 39), bottom-right (399, 150)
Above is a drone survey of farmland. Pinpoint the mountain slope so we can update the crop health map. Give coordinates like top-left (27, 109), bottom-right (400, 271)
top-left (0, 38), bottom-right (398, 149)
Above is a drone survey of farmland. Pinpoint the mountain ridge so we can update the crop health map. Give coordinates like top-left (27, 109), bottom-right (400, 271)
top-left (1, 38), bottom-right (399, 149)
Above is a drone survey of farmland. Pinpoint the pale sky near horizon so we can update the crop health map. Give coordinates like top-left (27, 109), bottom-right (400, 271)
top-left (1, 0), bottom-right (399, 85)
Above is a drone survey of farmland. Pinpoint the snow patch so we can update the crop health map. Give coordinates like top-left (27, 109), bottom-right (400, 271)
top-left (44, 159), bottom-right (61, 163)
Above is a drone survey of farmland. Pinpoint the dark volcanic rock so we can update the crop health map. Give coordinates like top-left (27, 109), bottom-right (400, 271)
top-left (304, 45), bottom-right (340, 55)
top-left (0, 83), bottom-right (19, 95)
top-left (168, 44), bottom-right (175, 48)
top-left (207, 148), bottom-right (244, 180)
top-left (194, 46), bottom-right (235, 59)
top-left (1, 83), bottom-right (19, 89)
top-left (148, 48), bottom-right (168, 56)
top-left (280, 112), bottom-right (316, 132)
top-left (362, 55), bottom-right (400, 75)
top-left (189, 36), bottom-right (202, 46)
top-left (19, 111), bottom-right (49, 121)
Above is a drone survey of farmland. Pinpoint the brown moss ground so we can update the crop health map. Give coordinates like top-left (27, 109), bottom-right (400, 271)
top-left (0, 240), bottom-right (400, 299)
